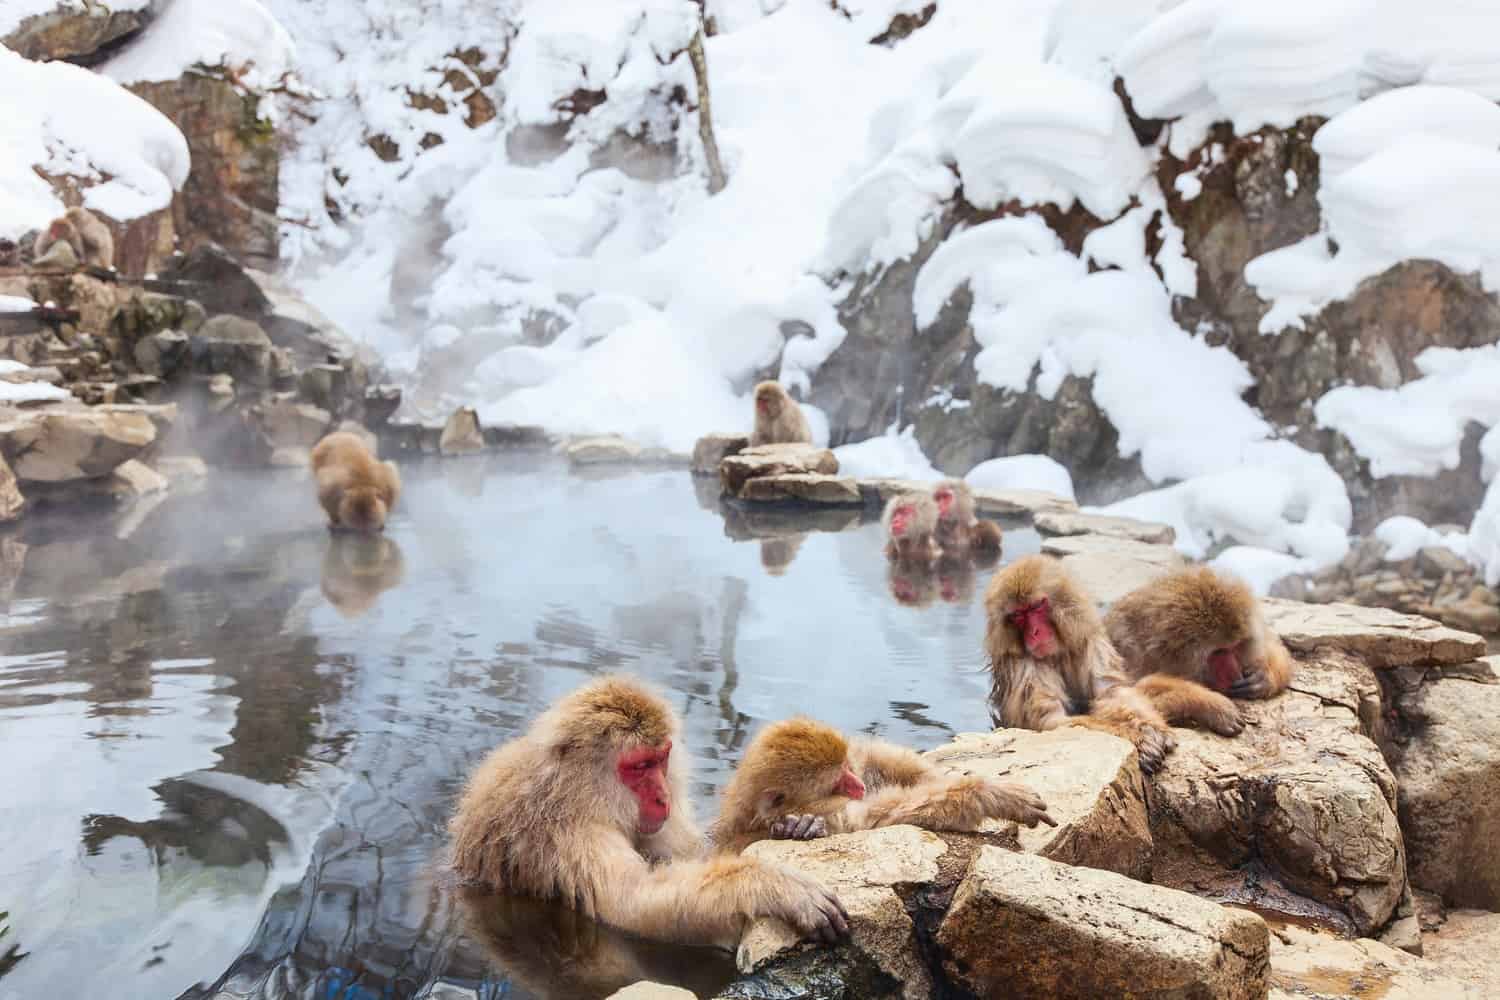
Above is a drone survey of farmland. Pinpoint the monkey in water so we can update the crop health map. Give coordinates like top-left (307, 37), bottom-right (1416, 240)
top-left (749, 381), bottom-right (812, 447)
top-left (310, 431), bottom-right (402, 534)
top-left (1106, 567), bottom-right (1293, 727)
top-left (932, 480), bottom-right (1002, 557)
top-left (33, 207), bottom-right (114, 270)
top-left (882, 492), bottom-right (941, 563)
top-left (984, 555), bottom-right (1181, 772)
top-left (449, 675), bottom-right (850, 949)
top-left (710, 717), bottom-right (1053, 854)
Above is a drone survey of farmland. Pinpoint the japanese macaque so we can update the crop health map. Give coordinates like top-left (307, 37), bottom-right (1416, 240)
top-left (710, 717), bottom-right (1053, 854)
top-left (33, 207), bottom-right (114, 269)
top-left (0, 238), bottom-right (18, 268)
top-left (320, 534), bottom-right (405, 617)
top-left (883, 492), bottom-right (941, 563)
top-left (887, 560), bottom-right (938, 608)
top-left (749, 380), bottom-right (812, 447)
top-left (984, 555), bottom-right (1179, 772)
top-left (1106, 567), bottom-right (1293, 720)
top-left (448, 676), bottom-right (850, 949)
top-left (310, 431), bottom-right (401, 534)
top-left (932, 479), bottom-right (1003, 557)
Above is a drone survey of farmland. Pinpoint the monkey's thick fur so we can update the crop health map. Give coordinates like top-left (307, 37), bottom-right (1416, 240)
top-left (932, 479), bottom-right (1003, 556)
top-left (749, 381), bottom-right (812, 446)
top-left (882, 492), bottom-right (941, 562)
top-left (33, 207), bottom-right (114, 269)
top-left (310, 431), bottom-right (401, 534)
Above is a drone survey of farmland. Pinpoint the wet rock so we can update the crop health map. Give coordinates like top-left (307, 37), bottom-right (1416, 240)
top-left (106, 459), bottom-right (169, 500)
top-left (1269, 924), bottom-right (1483, 1000)
top-left (739, 473), bottom-right (863, 506)
top-left (1420, 910), bottom-right (1500, 995)
top-left (440, 407), bottom-right (485, 455)
top-left (1261, 599), bottom-right (1486, 668)
top-left (607, 984), bottom-right (698, 1000)
top-left (719, 444), bottom-right (838, 497)
top-left (1033, 511), bottom-right (1175, 546)
top-left (2, 0), bottom-right (162, 62)
top-left (0, 452), bottom-right (24, 522)
top-left (206, 373), bottom-right (235, 411)
top-left (937, 848), bottom-right (1269, 1000)
top-left (190, 315), bottom-right (275, 386)
top-left (132, 329), bottom-right (191, 378)
top-left (1040, 533), bottom-right (1185, 605)
top-left (738, 825), bottom-right (946, 996)
top-left (1389, 661), bottom-right (1500, 910)
top-left (691, 433), bottom-right (748, 475)
top-left (1149, 653), bottom-right (1405, 935)
top-left (926, 729), bottom-right (1152, 879)
top-left (0, 403), bottom-right (156, 482)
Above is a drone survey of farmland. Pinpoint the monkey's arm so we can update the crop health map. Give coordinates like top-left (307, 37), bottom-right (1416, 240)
top-left (834, 776), bottom-right (1054, 834)
top-left (849, 737), bottom-right (937, 790)
top-left (1077, 680), bottom-right (1178, 774)
top-left (1134, 673), bottom-right (1244, 736)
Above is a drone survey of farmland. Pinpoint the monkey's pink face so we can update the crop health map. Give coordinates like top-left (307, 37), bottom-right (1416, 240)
top-left (829, 762), bottom-right (865, 801)
top-left (1008, 597), bottom-right (1057, 658)
top-left (934, 488), bottom-right (955, 517)
top-left (889, 504), bottom-right (915, 538)
top-left (755, 393), bottom-right (778, 417)
top-left (617, 742), bottom-right (672, 834)
top-left (1207, 640), bottom-right (1249, 692)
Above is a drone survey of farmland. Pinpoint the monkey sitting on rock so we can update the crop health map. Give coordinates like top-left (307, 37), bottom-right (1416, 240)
top-left (33, 207), bottom-right (114, 270)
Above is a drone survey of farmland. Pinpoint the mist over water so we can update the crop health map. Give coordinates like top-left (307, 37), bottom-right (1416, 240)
top-left (0, 457), bottom-right (1037, 999)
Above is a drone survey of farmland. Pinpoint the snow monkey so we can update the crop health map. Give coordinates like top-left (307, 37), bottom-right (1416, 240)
top-left (984, 555), bottom-right (1181, 772)
top-left (310, 431), bottom-right (402, 534)
top-left (931, 479), bottom-right (1003, 557)
top-left (449, 676), bottom-right (850, 949)
top-left (749, 380), bottom-right (812, 447)
top-left (710, 717), bottom-right (1054, 854)
top-left (33, 207), bottom-right (114, 269)
top-left (882, 491), bottom-right (941, 563)
top-left (1106, 566), bottom-right (1293, 724)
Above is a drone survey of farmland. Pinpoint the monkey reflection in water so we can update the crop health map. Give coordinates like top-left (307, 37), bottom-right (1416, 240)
top-left (321, 534), bottom-right (405, 617)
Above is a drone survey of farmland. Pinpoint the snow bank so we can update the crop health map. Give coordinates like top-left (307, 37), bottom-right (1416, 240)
top-left (834, 426), bottom-right (939, 481)
top-left (0, 48), bottom-right (189, 234)
top-left (1374, 515), bottom-right (1468, 562)
top-left (0, 296), bottom-right (35, 314)
top-left (1313, 85), bottom-right (1500, 181)
top-left (965, 454), bottom-right (1076, 501)
top-left (1471, 482), bottom-right (1500, 586)
top-left (103, 0), bottom-right (295, 90)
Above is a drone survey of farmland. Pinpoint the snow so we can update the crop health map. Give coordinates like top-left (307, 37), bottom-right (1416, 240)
top-left (1313, 85), bottom-right (1500, 182)
top-left (834, 427), bottom-right (939, 481)
top-left (966, 455), bottom-right (1076, 501)
top-left (1375, 515), bottom-right (1468, 562)
top-left (0, 47), bottom-right (190, 235)
top-left (0, 296), bottom-right (36, 314)
top-left (103, 0), bottom-right (295, 91)
top-left (1471, 482), bottom-right (1500, 586)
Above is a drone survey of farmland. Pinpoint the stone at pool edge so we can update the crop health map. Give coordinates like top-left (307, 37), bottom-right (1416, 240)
top-left (691, 433), bottom-right (748, 474)
top-left (740, 473), bottom-right (862, 506)
top-left (857, 478), bottom-right (1078, 518)
top-left (564, 435), bottom-right (691, 467)
top-left (718, 443), bottom-right (838, 497)
top-left (1033, 510), bottom-right (1175, 546)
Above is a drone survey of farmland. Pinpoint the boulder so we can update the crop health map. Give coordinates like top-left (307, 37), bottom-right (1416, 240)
top-left (1270, 924), bottom-right (1483, 1000)
top-left (190, 315), bottom-right (276, 385)
top-left (739, 473), bottom-right (863, 506)
top-left (152, 454), bottom-right (208, 486)
top-left (1033, 510), bottom-right (1176, 546)
top-left (2, 0), bottom-right (161, 62)
top-left (925, 729), bottom-right (1152, 879)
top-left (971, 487), bottom-right (1078, 518)
top-left (565, 436), bottom-right (688, 467)
top-left (936, 848), bottom-right (1269, 1000)
top-left (0, 403), bottom-right (156, 482)
top-left (1149, 652), bottom-right (1406, 936)
top-left (1261, 599), bottom-right (1486, 668)
top-left (440, 407), bottom-right (484, 455)
top-left (1420, 909), bottom-right (1500, 995)
top-left (719, 444), bottom-right (838, 497)
top-left (1040, 533), bottom-right (1185, 605)
top-left (133, 329), bottom-right (191, 377)
top-left (607, 985), bottom-right (698, 1000)
top-left (692, 434), bottom-right (748, 475)
top-left (1388, 659), bottom-right (1500, 910)
top-left (106, 459), bottom-right (169, 500)
top-left (253, 400), bottom-right (332, 448)
top-left (0, 451), bottom-right (24, 522)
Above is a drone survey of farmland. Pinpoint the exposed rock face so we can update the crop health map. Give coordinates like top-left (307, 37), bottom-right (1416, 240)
top-left (1270, 924), bottom-right (1483, 1000)
top-left (1034, 510), bottom-right (1175, 545)
top-left (190, 315), bottom-right (277, 386)
top-left (691, 433), bottom-right (747, 474)
top-left (1, 0), bottom-right (161, 62)
top-left (740, 473), bottom-right (862, 505)
top-left (1262, 599), bottom-right (1486, 668)
top-left (719, 443), bottom-right (839, 497)
top-left (0, 403), bottom-right (156, 482)
top-left (1041, 532), bottom-right (1186, 605)
top-left (440, 407), bottom-right (485, 455)
top-left (937, 848), bottom-right (1269, 1000)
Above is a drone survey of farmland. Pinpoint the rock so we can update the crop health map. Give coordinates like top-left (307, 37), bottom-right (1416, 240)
top-left (970, 487), bottom-right (1078, 518)
top-left (440, 407), bottom-right (485, 455)
top-left (719, 444), bottom-right (838, 497)
top-left (1261, 599), bottom-right (1486, 668)
top-left (607, 984), bottom-right (698, 1000)
top-left (936, 848), bottom-right (1269, 1000)
top-left (738, 826), bottom-right (947, 996)
top-left (106, 459), bottom-right (168, 500)
top-left (1033, 510), bottom-right (1176, 545)
top-left (269, 447), bottom-right (312, 468)
top-left (566, 435), bottom-right (642, 465)
top-left (925, 729), bottom-right (1152, 879)
top-left (1390, 665), bottom-right (1500, 910)
top-left (1420, 910), bottom-right (1500, 995)
top-left (190, 315), bottom-right (275, 385)
top-left (1040, 533), bottom-right (1186, 605)
top-left (364, 384), bottom-right (403, 427)
top-left (1435, 598), bottom-right (1500, 635)
top-left (206, 373), bottom-right (235, 410)
top-left (1269, 924), bottom-right (1483, 1000)
top-left (298, 364), bottom-right (352, 414)
top-left (1149, 652), bottom-right (1405, 935)
top-left (2, 0), bottom-right (161, 62)
top-left (858, 478), bottom-right (941, 506)
top-left (152, 455), bottom-right (208, 486)
top-left (254, 400), bottom-right (332, 448)
top-left (1418, 545), bottom-right (1470, 578)
top-left (0, 452), bottom-right (24, 522)
top-left (0, 403), bottom-right (156, 482)
top-left (739, 473), bottom-right (863, 506)
top-left (692, 434), bottom-right (748, 475)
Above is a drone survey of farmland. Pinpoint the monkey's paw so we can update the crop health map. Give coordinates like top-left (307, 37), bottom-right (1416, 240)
top-left (1199, 693), bottom-right (1247, 736)
top-left (988, 781), bottom-right (1057, 828)
top-left (1136, 726), bottom-right (1177, 774)
top-left (770, 814), bottom-right (828, 841)
top-left (773, 870), bottom-right (850, 945)
top-left (1229, 669), bottom-right (1271, 700)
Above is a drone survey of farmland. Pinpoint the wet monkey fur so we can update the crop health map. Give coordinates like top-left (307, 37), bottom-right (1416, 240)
top-left (448, 676), bottom-right (850, 949)
top-left (984, 555), bottom-right (1178, 772)
top-left (749, 381), bottom-right (812, 447)
top-left (931, 480), bottom-right (1002, 557)
top-left (710, 717), bottom-right (1053, 854)
top-left (1106, 567), bottom-right (1292, 728)
top-left (882, 492), bottom-right (941, 563)
top-left (310, 431), bottom-right (402, 534)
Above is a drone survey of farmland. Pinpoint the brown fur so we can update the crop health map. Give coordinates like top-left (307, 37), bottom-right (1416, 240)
top-left (449, 676), bottom-right (848, 948)
top-left (749, 381), bottom-right (812, 447)
top-left (984, 555), bottom-right (1176, 772)
top-left (882, 492), bottom-right (941, 562)
top-left (932, 480), bottom-right (1003, 557)
top-left (310, 431), bottom-right (401, 534)
top-left (711, 717), bottom-right (1052, 854)
top-left (321, 534), bottom-right (405, 617)
top-left (34, 207), bottom-right (114, 269)
top-left (1105, 567), bottom-right (1292, 733)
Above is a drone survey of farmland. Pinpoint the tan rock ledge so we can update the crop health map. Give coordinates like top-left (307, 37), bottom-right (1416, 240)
top-left (1041, 533), bottom-right (1186, 605)
top-left (1034, 510), bottom-right (1176, 545)
top-left (1262, 598), bottom-right (1486, 667)
top-left (739, 473), bottom-right (863, 505)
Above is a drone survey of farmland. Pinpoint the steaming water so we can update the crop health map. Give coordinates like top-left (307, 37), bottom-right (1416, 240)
top-left (0, 455), bottom-right (1039, 1000)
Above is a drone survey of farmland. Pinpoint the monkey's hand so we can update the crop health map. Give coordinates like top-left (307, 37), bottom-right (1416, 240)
top-left (1135, 724), bottom-right (1177, 775)
top-left (983, 780), bottom-right (1057, 828)
top-left (1228, 667), bottom-right (1271, 700)
top-left (765, 869), bottom-right (850, 944)
top-left (770, 814), bottom-right (828, 841)
top-left (1197, 690), bottom-right (1247, 736)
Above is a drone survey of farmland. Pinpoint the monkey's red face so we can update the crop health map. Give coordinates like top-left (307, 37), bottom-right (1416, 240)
top-left (617, 742), bottom-right (672, 834)
top-left (755, 392), bottom-right (777, 416)
top-left (1207, 641), bottom-right (1248, 692)
top-left (934, 488), bottom-right (954, 517)
top-left (889, 504), bottom-right (915, 538)
top-left (831, 762), bottom-right (865, 801)
top-left (1008, 597), bottom-right (1057, 658)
